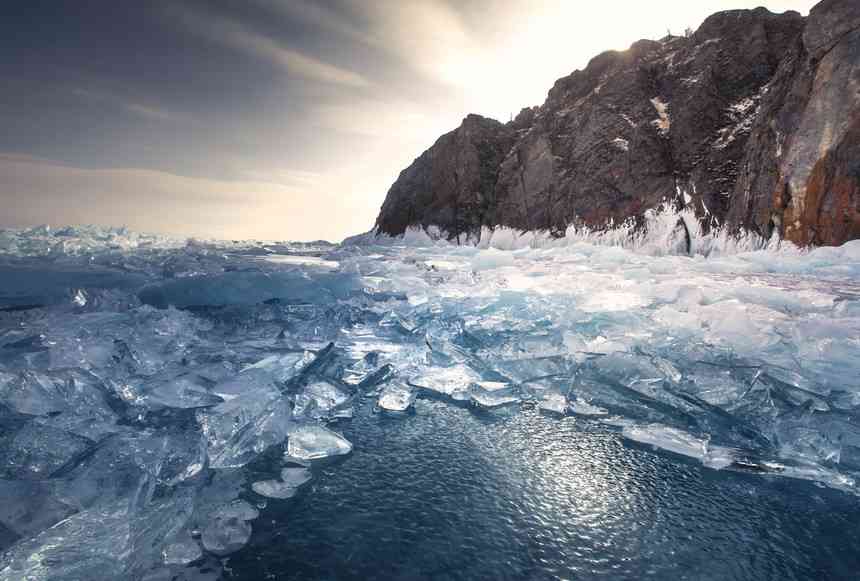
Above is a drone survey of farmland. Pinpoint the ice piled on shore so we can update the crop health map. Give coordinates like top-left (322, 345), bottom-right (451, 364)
top-left (1, 220), bottom-right (860, 578)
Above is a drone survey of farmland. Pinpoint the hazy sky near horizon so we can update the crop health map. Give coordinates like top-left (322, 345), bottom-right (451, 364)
top-left (1, 0), bottom-right (817, 242)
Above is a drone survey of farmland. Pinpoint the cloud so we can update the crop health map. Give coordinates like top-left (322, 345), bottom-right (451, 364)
top-left (351, 0), bottom-right (484, 88)
top-left (253, 0), bottom-right (381, 47)
top-left (172, 4), bottom-right (371, 88)
top-left (124, 103), bottom-right (174, 122)
top-left (72, 88), bottom-right (177, 122)
top-left (0, 154), bottom-right (370, 241)
top-left (311, 99), bottom-right (450, 139)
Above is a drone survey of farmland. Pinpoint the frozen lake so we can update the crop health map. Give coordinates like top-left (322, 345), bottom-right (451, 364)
top-left (0, 223), bottom-right (859, 580)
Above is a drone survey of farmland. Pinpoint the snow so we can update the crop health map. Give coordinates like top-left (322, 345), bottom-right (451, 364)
top-left (611, 137), bottom-right (630, 152)
top-left (714, 90), bottom-right (766, 150)
top-left (650, 97), bottom-right (671, 136)
top-left (1, 221), bottom-right (860, 576)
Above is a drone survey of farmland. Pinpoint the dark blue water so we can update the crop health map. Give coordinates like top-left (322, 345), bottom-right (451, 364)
top-left (225, 399), bottom-right (860, 581)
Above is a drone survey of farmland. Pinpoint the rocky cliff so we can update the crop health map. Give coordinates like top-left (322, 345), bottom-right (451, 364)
top-left (374, 0), bottom-right (860, 247)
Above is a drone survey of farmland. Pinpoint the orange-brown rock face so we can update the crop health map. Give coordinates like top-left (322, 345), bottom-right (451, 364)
top-left (783, 120), bottom-right (860, 245)
top-left (735, 0), bottom-right (860, 246)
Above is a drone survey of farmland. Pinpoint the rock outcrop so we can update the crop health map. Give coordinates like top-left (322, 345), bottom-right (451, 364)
top-left (374, 0), bottom-right (860, 247)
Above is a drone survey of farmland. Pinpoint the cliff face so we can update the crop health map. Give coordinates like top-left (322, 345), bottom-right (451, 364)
top-left (374, 0), bottom-right (860, 247)
top-left (375, 114), bottom-right (515, 241)
top-left (729, 0), bottom-right (860, 245)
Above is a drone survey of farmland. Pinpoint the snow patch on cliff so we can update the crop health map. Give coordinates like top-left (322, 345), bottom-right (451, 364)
top-left (650, 98), bottom-right (671, 136)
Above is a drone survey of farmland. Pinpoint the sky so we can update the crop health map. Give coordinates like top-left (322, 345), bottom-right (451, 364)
top-left (0, 0), bottom-right (818, 242)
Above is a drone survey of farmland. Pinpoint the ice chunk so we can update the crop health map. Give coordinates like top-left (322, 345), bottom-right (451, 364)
top-left (0, 423), bottom-right (92, 480)
top-left (0, 479), bottom-right (74, 541)
top-left (470, 249), bottom-right (515, 271)
top-left (569, 398), bottom-right (608, 416)
top-left (200, 499), bottom-right (259, 556)
top-left (51, 432), bottom-right (204, 511)
top-left (281, 466), bottom-right (312, 487)
top-left (252, 479), bottom-right (297, 499)
top-left (357, 363), bottom-right (396, 390)
top-left (260, 255), bottom-right (339, 269)
top-left (293, 380), bottom-right (352, 419)
top-left (287, 424), bottom-right (353, 460)
top-left (239, 351), bottom-right (305, 382)
top-left (0, 490), bottom-right (194, 580)
top-left (213, 499), bottom-right (259, 521)
top-left (0, 371), bottom-right (68, 416)
top-left (469, 381), bottom-right (519, 409)
top-left (162, 536), bottom-right (203, 565)
top-left (252, 467), bottom-right (312, 499)
top-left (144, 376), bottom-right (224, 409)
top-left (409, 365), bottom-right (481, 400)
top-left (622, 424), bottom-right (735, 469)
top-left (197, 383), bottom-right (291, 468)
top-left (377, 382), bottom-right (417, 412)
top-left (539, 391), bottom-right (569, 415)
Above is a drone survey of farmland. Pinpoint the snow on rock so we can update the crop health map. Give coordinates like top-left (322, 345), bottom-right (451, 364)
top-left (611, 137), bottom-right (630, 152)
top-left (650, 97), bottom-right (671, 136)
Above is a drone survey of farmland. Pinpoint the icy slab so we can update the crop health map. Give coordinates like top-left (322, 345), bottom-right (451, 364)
top-left (162, 536), bottom-right (203, 565)
top-left (144, 376), bottom-right (224, 409)
top-left (0, 423), bottom-right (92, 480)
top-left (378, 382), bottom-right (417, 412)
top-left (287, 425), bottom-right (353, 460)
top-left (0, 479), bottom-right (74, 541)
top-left (260, 255), bottom-right (339, 269)
top-left (469, 381), bottom-right (520, 409)
top-left (252, 467), bottom-right (312, 499)
top-left (539, 392), bottom-right (569, 415)
top-left (0, 371), bottom-right (69, 416)
top-left (622, 424), bottom-right (735, 470)
top-left (0, 491), bottom-right (194, 580)
top-left (280, 466), bottom-right (313, 487)
top-left (470, 249), bottom-right (515, 271)
top-left (199, 500), bottom-right (259, 556)
top-left (293, 380), bottom-right (352, 419)
top-left (569, 398), bottom-right (609, 416)
top-left (252, 479), bottom-right (300, 499)
top-left (409, 365), bottom-right (481, 400)
top-left (197, 383), bottom-right (292, 468)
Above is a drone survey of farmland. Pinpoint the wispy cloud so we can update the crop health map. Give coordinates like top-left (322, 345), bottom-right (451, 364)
top-left (253, 0), bottom-right (381, 47)
top-left (311, 99), bottom-right (451, 140)
top-left (171, 4), bottom-right (371, 88)
top-left (348, 0), bottom-right (484, 88)
top-left (72, 88), bottom-right (177, 122)
top-left (124, 103), bottom-right (174, 122)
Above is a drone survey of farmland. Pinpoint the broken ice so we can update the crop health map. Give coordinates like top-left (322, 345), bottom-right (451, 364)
top-left (377, 382), bottom-right (417, 412)
top-left (469, 381), bottom-right (520, 409)
top-left (252, 467), bottom-right (313, 499)
top-left (409, 365), bottom-right (481, 401)
top-left (287, 424), bottom-right (353, 460)
top-left (1, 218), bottom-right (860, 576)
